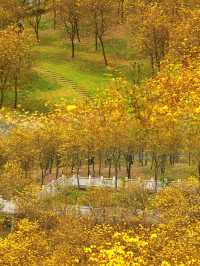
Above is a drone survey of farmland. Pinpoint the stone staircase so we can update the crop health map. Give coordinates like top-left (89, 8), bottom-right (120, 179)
top-left (34, 67), bottom-right (94, 100)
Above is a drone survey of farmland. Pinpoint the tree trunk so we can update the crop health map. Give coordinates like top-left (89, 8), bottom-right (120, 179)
top-left (197, 161), bottom-right (200, 181)
top-left (76, 167), bottom-right (80, 190)
top-left (0, 88), bottom-right (4, 109)
top-left (75, 20), bottom-right (81, 42)
top-left (41, 169), bottom-right (45, 187)
top-left (53, 13), bottom-right (56, 30)
top-left (49, 156), bottom-right (53, 174)
top-left (108, 160), bottom-right (112, 178)
top-left (152, 27), bottom-right (160, 71)
top-left (53, 1), bottom-right (57, 30)
top-left (115, 165), bottom-right (118, 189)
top-left (120, 0), bottom-right (125, 23)
top-left (127, 162), bottom-right (131, 179)
top-left (169, 154), bottom-right (175, 166)
top-left (94, 13), bottom-right (98, 51)
top-left (154, 158), bottom-right (159, 192)
top-left (55, 159), bottom-right (59, 179)
top-left (139, 149), bottom-right (144, 166)
top-left (35, 15), bottom-right (41, 42)
top-left (151, 153), bottom-right (155, 170)
top-left (145, 152), bottom-right (148, 166)
top-left (24, 161), bottom-right (29, 179)
top-left (95, 31), bottom-right (98, 51)
top-left (87, 154), bottom-right (90, 177)
top-left (71, 37), bottom-right (75, 58)
top-left (188, 152), bottom-right (191, 166)
top-left (150, 54), bottom-right (155, 75)
top-left (98, 152), bottom-right (102, 176)
top-left (160, 154), bottom-right (167, 176)
top-left (126, 153), bottom-right (133, 179)
top-left (14, 76), bottom-right (18, 109)
top-left (92, 158), bottom-right (95, 177)
top-left (35, 24), bottom-right (39, 42)
top-left (98, 36), bottom-right (108, 66)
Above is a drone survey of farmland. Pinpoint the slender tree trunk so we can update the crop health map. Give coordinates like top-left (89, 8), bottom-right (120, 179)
top-left (160, 156), bottom-right (166, 176)
top-left (169, 154), bottom-right (175, 166)
top-left (53, 1), bottom-right (57, 30)
top-left (94, 13), bottom-right (98, 51)
top-left (108, 160), bottom-right (112, 178)
top-left (55, 158), bottom-right (59, 179)
top-left (129, 161), bottom-right (133, 179)
top-left (120, 0), bottom-right (125, 23)
top-left (152, 27), bottom-right (160, 71)
top-left (41, 169), bottom-right (45, 187)
top-left (49, 156), bottom-right (53, 174)
top-left (118, 160), bottom-right (121, 172)
top-left (126, 162), bottom-right (129, 178)
top-left (145, 152), bottom-right (148, 166)
top-left (98, 152), bottom-right (102, 176)
top-left (75, 20), bottom-right (80, 42)
top-left (150, 54), bottom-right (155, 75)
top-left (139, 149), bottom-right (144, 166)
top-left (24, 161), bottom-right (29, 179)
top-left (151, 153), bottom-right (155, 170)
top-left (76, 166), bottom-right (80, 190)
top-left (115, 165), bottom-right (118, 189)
top-left (53, 13), bottom-right (56, 30)
top-left (14, 76), bottom-right (18, 109)
top-left (35, 15), bottom-right (41, 42)
top-left (71, 37), bottom-right (75, 58)
top-left (92, 159), bottom-right (95, 177)
top-left (127, 162), bottom-right (131, 179)
top-left (35, 24), bottom-right (39, 42)
top-left (117, 2), bottom-right (121, 20)
top-left (114, 152), bottom-right (121, 189)
top-left (125, 153), bottom-right (133, 179)
top-left (0, 88), bottom-right (4, 109)
top-left (197, 161), bottom-right (200, 181)
top-left (87, 155), bottom-right (90, 177)
top-left (154, 158), bottom-right (159, 192)
top-left (98, 36), bottom-right (108, 66)
top-left (71, 161), bottom-right (75, 175)
top-left (95, 31), bottom-right (98, 51)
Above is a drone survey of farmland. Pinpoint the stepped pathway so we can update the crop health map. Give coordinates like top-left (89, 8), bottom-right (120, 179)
top-left (34, 66), bottom-right (95, 100)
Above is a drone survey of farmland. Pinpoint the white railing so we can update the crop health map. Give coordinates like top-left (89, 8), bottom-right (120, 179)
top-left (41, 175), bottom-right (120, 195)
top-left (41, 175), bottom-right (181, 196)
top-left (144, 178), bottom-right (163, 191)
top-left (0, 196), bottom-right (16, 214)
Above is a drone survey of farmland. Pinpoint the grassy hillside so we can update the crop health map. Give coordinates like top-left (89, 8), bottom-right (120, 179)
top-left (5, 25), bottom-right (152, 112)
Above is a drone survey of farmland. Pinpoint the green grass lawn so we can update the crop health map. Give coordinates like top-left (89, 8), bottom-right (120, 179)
top-left (5, 26), bottom-right (152, 112)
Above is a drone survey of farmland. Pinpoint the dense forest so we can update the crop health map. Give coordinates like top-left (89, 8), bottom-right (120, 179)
top-left (0, 0), bottom-right (200, 265)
